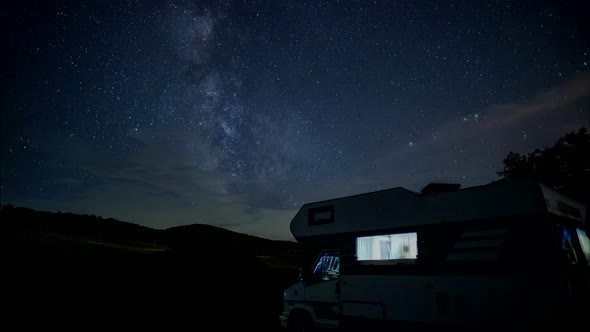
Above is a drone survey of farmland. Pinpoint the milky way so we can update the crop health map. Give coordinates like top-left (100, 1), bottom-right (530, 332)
top-left (1, 1), bottom-right (589, 239)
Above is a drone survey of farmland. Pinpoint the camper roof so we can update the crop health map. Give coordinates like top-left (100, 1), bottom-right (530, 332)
top-left (290, 180), bottom-right (586, 242)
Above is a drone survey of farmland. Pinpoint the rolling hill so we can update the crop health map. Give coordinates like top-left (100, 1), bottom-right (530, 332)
top-left (0, 205), bottom-right (308, 330)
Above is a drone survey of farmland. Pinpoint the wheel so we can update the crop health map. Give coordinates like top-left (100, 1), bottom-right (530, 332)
top-left (288, 312), bottom-right (314, 332)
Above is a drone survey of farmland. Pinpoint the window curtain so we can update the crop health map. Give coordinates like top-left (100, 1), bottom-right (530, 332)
top-left (390, 233), bottom-right (417, 259)
top-left (356, 237), bottom-right (372, 260)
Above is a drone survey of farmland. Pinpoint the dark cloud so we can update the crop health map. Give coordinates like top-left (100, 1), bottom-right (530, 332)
top-left (357, 73), bottom-right (590, 193)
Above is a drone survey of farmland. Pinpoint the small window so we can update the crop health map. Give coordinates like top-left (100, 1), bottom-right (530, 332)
top-left (356, 232), bottom-right (418, 262)
top-left (308, 206), bottom-right (334, 225)
top-left (557, 201), bottom-right (582, 219)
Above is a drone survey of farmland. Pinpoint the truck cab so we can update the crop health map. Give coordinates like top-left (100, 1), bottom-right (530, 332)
top-left (280, 250), bottom-right (341, 330)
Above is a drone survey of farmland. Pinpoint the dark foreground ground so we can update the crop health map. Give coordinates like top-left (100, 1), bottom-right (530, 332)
top-left (3, 234), bottom-right (299, 331)
top-left (2, 207), bottom-right (589, 332)
top-left (1, 209), bottom-right (308, 331)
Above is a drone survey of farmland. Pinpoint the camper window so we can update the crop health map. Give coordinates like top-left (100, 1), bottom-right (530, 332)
top-left (308, 206), bottom-right (334, 225)
top-left (356, 232), bottom-right (418, 263)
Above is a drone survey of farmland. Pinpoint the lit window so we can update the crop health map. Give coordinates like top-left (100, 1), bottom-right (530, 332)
top-left (356, 232), bottom-right (418, 261)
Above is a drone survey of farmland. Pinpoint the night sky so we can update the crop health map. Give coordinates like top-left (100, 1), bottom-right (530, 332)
top-left (1, 1), bottom-right (589, 240)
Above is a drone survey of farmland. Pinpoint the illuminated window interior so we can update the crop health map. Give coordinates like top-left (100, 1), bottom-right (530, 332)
top-left (356, 232), bottom-right (418, 261)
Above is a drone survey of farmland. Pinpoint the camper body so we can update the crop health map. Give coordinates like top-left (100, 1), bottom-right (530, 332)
top-left (279, 181), bottom-right (589, 331)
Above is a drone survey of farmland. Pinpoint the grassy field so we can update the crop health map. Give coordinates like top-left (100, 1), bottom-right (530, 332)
top-left (1, 207), bottom-right (308, 331)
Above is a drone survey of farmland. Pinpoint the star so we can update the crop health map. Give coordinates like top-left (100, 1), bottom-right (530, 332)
top-left (1, 0), bottom-right (587, 240)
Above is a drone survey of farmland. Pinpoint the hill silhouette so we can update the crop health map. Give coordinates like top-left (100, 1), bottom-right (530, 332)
top-left (1, 205), bottom-right (308, 331)
top-left (1, 204), bottom-right (299, 253)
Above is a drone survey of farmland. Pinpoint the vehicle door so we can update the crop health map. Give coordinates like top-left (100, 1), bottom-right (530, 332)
top-left (304, 250), bottom-right (340, 322)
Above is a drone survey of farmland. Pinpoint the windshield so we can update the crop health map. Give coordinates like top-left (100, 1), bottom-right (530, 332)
top-left (311, 251), bottom-right (340, 281)
top-left (576, 228), bottom-right (590, 265)
top-left (560, 225), bottom-right (590, 266)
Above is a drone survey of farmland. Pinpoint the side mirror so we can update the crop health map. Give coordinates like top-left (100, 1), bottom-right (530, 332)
top-left (298, 266), bottom-right (308, 282)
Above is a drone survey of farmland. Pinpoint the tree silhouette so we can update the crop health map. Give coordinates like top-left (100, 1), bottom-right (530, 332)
top-left (497, 127), bottom-right (589, 205)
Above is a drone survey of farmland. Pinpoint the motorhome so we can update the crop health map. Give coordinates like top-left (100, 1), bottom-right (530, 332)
top-left (279, 180), bottom-right (589, 331)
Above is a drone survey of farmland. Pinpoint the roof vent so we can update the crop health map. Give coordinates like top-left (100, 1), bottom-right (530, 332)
top-left (421, 183), bottom-right (461, 195)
